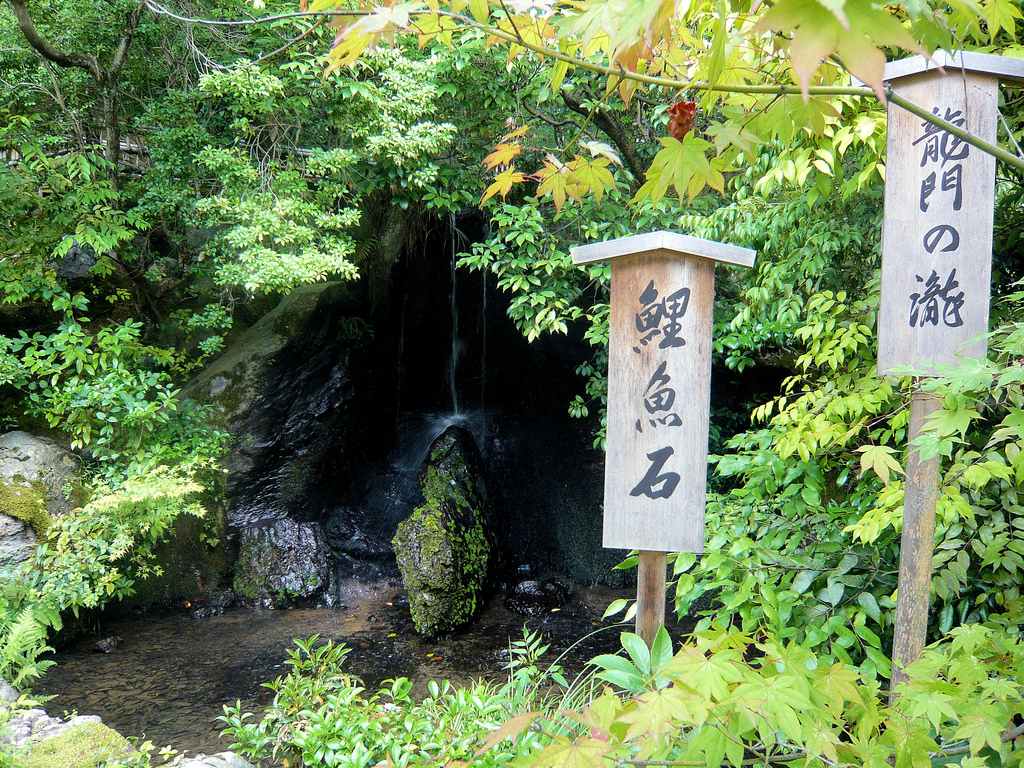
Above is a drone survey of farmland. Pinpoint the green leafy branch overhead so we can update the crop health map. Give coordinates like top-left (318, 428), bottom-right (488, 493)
top-left (306, 0), bottom-right (1024, 209)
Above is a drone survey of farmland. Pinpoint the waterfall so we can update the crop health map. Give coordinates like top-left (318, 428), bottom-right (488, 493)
top-left (449, 212), bottom-right (461, 415)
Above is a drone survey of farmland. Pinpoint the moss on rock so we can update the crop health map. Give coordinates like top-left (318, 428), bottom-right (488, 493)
top-left (0, 480), bottom-right (51, 538)
top-left (393, 427), bottom-right (492, 635)
top-left (19, 723), bottom-right (133, 768)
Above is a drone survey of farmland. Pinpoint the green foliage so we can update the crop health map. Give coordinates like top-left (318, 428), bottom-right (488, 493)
top-left (23, 466), bottom-right (206, 614)
top-left (0, 114), bottom-right (145, 304)
top-left (220, 636), bottom-right (551, 768)
top-left (5, 301), bottom-right (178, 454)
top-left (0, 606), bottom-right (55, 689)
top-left (508, 623), bottom-right (1024, 768)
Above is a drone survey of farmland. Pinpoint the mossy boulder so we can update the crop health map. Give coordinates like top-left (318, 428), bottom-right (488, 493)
top-left (393, 426), bottom-right (493, 635)
top-left (18, 722), bottom-right (133, 768)
top-left (0, 431), bottom-right (84, 570)
top-left (232, 518), bottom-right (336, 608)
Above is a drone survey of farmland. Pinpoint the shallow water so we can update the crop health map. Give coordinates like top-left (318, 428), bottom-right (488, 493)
top-left (32, 577), bottom-right (685, 758)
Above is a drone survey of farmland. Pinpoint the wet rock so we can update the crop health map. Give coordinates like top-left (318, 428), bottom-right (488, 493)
top-left (184, 282), bottom-right (363, 531)
top-left (95, 636), bottom-right (124, 653)
top-left (0, 512), bottom-right (36, 571)
top-left (393, 426), bottom-right (493, 635)
top-left (504, 578), bottom-right (571, 616)
top-left (0, 431), bottom-right (83, 517)
top-left (0, 677), bottom-right (17, 703)
top-left (0, 431), bottom-right (84, 571)
top-left (1, 708), bottom-right (103, 749)
top-left (172, 753), bottom-right (255, 768)
top-left (233, 518), bottom-right (335, 608)
top-left (53, 238), bottom-right (97, 280)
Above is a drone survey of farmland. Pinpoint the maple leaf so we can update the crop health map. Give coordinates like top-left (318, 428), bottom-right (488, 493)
top-left (535, 160), bottom-right (573, 211)
top-left (531, 737), bottom-right (617, 768)
top-left (755, 0), bottom-right (924, 100)
top-left (633, 136), bottom-right (721, 203)
top-left (481, 168), bottom-right (527, 204)
top-left (473, 711), bottom-right (539, 757)
top-left (482, 142), bottom-right (523, 170)
top-left (566, 156), bottom-right (614, 203)
top-left (856, 444), bottom-right (905, 486)
top-left (618, 689), bottom-right (691, 747)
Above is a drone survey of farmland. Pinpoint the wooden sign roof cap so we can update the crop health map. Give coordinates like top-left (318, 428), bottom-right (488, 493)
top-left (883, 50), bottom-right (1024, 85)
top-left (571, 230), bottom-right (756, 268)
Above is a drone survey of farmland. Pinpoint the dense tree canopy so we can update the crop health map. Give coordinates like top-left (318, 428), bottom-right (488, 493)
top-left (3, 0), bottom-right (1024, 742)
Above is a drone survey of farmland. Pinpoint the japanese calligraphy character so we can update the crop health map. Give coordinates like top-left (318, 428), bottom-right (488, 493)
top-left (643, 361), bottom-right (675, 413)
top-left (923, 224), bottom-right (960, 254)
top-left (634, 281), bottom-right (664, 350)
top-left (635, 361), bottom-right (682, 433)
top-left (629, 446), bottom-right (680, 499)
top-left (660, 287), bottom-right (690, 349)
top-left (942, 165), bottom-right (963, 210)
top-left (909, 269), bottom-right (965, 328)
top-left (912, 108), bottom-right (969, 168)
top-left (920, 171), bottom-right (936, 212)
top-left (632, 281), bottom-right (691, 353)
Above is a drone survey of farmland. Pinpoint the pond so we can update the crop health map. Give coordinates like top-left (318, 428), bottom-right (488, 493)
top-left (32, 575), bottom-right (687, 758)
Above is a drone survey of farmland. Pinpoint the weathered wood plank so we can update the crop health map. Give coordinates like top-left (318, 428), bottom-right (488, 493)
top-left (603, 252), bottom-right (715, 553)
top-left (637, 550), bottom-right (668, 648)
top-left (877, 69), bottom-right (999, 375)
top-left (572, 231), bottom-right (755, 268)
top-left (890, 389), bottom-right (941, 697)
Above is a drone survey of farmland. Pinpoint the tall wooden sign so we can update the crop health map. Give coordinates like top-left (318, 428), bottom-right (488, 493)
top-left (878, 51), bottom-right (1024, 693)
top-left (572, 231), bottom-right (755, 645)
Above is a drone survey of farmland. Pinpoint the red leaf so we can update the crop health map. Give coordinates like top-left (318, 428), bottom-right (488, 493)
top-left (667, 101), bottom-right (697, 141)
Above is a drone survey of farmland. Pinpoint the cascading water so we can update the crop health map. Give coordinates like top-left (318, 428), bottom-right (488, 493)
top-left (449, 211), bottom-right (461, 415)
top-left (328, 212), bottom-right (492, 555)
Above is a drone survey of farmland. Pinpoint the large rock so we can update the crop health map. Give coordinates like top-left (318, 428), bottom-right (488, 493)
top-left (0, 431), bottom-right (83, 570)
top-left (393, 426), bottom-right (493, 635)
top-left (185, 282), bottom-right (364, 530)
top-left (232, 518), bottom-right (336, 608)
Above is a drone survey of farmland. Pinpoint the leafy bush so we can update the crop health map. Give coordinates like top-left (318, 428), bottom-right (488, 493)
top-left (509, 624), bottom-right (1024, 768)
top-left (220, 634), bottom-right (557, 768)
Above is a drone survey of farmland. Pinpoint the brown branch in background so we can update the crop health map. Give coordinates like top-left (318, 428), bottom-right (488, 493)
top-left (561, 88), bottom-right (646, 191)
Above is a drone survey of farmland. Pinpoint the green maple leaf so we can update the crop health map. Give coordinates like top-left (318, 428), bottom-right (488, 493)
top-left (633, 137), bottom-right (718, 204)
top-left (620, 688), bottom-right (693, 745)
top-left (856, 444), bottom-right (904, 486)
top-left (953, 711), bottom-right (1005, 756)
top-left (882, 718), bottom-right (939, 768)
top-left (756, 0), bottom-right (924, 99)
top-left (663, 646), bottom-right (745, 701)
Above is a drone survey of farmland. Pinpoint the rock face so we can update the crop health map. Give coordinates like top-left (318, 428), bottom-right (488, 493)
top-left (393, 426), bottom-right (493, 635)
top-left (0, 431), bottom-right (83, 570)
top-left (185, 282), bottom-right (363, 530)
top-left (232, 518), bottom-right (336, 608)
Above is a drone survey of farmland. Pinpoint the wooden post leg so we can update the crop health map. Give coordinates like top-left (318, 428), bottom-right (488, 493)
top-left (637, 550), bottom-right (667, 648)
top-left (889, 387), bottom-right (942, 700)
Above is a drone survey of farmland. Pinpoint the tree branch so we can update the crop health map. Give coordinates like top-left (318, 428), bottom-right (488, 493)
top-left (562, 88), bottom-right (646, 190)
top-left (109, 2), bottom-right (146, 80)
top-left (5, 0), bottom-right (102, 79)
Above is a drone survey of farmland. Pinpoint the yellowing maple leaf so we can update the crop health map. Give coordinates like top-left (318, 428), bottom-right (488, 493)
top-left (482, 142), bottom-right (523, 170)
top-left (481, 168), bottom-right (527, 203)
top-left (856, 444), bottom-right (905, 486)
top-left (755, 0), bottom-right (924, 100)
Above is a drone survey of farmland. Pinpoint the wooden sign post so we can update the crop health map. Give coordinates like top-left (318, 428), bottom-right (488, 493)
top-left (572, 232), bottom-right (755, 647)
top-left (878, 51), bottom-right (1024, 693)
